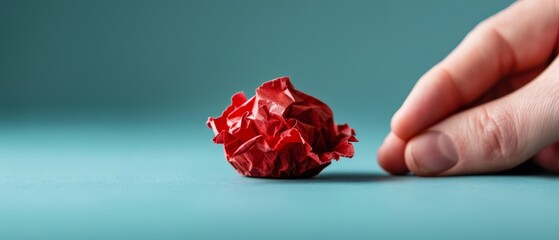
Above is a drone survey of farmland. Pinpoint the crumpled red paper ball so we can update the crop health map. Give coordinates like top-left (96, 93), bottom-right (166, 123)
top-left (207, 77), bottom-right (357, 178)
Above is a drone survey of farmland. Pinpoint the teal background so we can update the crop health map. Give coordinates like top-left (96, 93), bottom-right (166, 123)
top-left (3, 0), bottom-right (558, 239)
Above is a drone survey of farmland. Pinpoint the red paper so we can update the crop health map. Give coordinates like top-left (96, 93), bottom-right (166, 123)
top-left (207, 77), bottom-right (357, 178)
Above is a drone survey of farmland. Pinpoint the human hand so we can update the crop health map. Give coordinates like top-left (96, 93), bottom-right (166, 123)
top-left (378, 0), bottom-right (559, 176)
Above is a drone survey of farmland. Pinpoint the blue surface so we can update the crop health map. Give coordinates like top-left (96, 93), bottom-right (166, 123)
top-left (1, 115), bottom-right (558, 239)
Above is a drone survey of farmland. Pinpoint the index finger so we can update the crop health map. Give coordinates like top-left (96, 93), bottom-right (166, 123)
top-left (391, 0), bottom-right (559, 140)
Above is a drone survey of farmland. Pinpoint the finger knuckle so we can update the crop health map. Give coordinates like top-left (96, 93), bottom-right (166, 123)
top-left (471, 106), bottom-right (519, 165)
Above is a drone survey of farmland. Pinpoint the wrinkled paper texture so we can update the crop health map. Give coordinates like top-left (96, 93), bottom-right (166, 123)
top-left (207, 77), bottom-right (357, 178)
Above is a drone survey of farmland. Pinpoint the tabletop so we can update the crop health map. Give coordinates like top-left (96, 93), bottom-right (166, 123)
top-left (1, 115), bottom-right (558, 240)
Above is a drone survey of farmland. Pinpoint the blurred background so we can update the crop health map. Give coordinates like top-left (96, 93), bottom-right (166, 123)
top-left (0, 0), bottom-right (513, 175)
top-left (8, 1), bottom-right (557, 240)
top-left (1, 0), bottom-right (517, 119)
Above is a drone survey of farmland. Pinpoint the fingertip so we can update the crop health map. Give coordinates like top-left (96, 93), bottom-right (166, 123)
top-left (390, 69), bottom-right (457, 141)
top-left (405, 132), bottom-right (459, 177)
top-left (390, 109), bottom-right (405, 139)
top-left (534, 145), bottom-right (559, 173)
top-left (390, 107), bottom-right (419, 141)
top-left (403, 141), bottom-right (422, 176)
top-left (378, 132), bottom-right (409, 175)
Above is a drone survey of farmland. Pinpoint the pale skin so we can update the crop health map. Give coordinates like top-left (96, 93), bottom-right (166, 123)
top-left (378, 0), bottom-right (559, 176)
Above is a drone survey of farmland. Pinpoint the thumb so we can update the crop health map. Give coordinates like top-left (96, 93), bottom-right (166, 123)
top-left (405, 61), bottom-right (559, 176)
